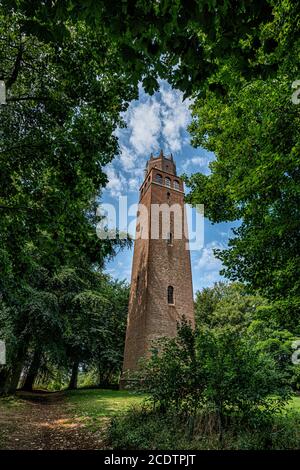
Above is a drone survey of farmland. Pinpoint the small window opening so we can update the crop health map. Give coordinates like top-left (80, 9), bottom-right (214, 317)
top-left (156, 173), bottom-right (163, 184)
top-left (165, 177), bottom-right (171, 188)
top-left (167, 286), bottom-right (174, 304)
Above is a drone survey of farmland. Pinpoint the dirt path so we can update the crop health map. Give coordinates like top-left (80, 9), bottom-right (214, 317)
top-left (0, 391), bottom-right (107, 450)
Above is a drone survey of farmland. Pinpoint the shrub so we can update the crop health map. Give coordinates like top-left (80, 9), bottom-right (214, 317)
top-left (132, 319), bottom-right (291, 441)
top-left (108, 405), bottom-right (300, 450)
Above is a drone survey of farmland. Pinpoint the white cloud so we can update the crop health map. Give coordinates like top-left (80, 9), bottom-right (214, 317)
top-left (160, 85), bottom-right (191, 152)
top-left (122, 80), bottom-right (191, 157)
top-left (128, 177), bottom-right (140, 191)
top-left (201, 271), bottom-right (223, 287)
top-left (195, 241), bottom-right (224, 272)
top-left (182, 155), bottom-right (212, 173)
top-left (119, 145), bottom-right (137, 171)
top-left (128, 100), bottom-right (161, 155)
top-left (106, 81), bottom-right (193, 198)
top-left (193, 241), bottom-right (226, 287)
top-left (105, 166), bottom-right (127, 198)
top-left (219, 231), bottom-right (229, 238)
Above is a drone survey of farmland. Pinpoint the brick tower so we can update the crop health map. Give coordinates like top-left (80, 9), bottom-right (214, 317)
top-left (121, 150), bottom-right (194, 383)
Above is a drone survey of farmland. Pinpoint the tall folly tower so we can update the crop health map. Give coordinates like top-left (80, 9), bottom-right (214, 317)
top-left (121, 150), bottom-right (194, 381)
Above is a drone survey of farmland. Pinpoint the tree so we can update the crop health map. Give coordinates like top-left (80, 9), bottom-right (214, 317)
top-left (5, 1), bottom-right (287, 96)
top-left (195, 282), bottom-right (268, 328)
top-left (133, 285), bottom-right (294, 442)
top-left (50, 268), bottom-right (129, 390)
top-left (1, 4), bottom-right (296, 170)
top-left (0, 8), bottom-right (134, 394)
top-left (185, 68), bottom-right (300, 329)
top-left (92, 279), bottom-right (130, 386)
top-left (195, 283), bottom-right (298, 388)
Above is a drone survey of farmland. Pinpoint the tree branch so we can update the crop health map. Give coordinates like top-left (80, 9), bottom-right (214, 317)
top-left (0, 142), bottom-right (45, 155)
top-left (6, 96), bottom-right (49, 102)
top-left (6, 39), bottom-right (23, 89)
top-left (0, 205), bottom-right (33, 212)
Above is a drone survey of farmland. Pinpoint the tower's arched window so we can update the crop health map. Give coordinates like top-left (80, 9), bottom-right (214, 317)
top-left (156, 173), bottom-right (162, 184)
top-left (167, 286), bottom-right (174, 304)
top-left (165, 177), bottom-right (171, 188)
top-left (167, 232), bottom-right (173, 245)
top-left (174, 180), bottom-right (180, 190)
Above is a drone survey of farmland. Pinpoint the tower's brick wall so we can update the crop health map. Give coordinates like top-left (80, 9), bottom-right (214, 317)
top-left (121, 153), bottom-right (194, 381)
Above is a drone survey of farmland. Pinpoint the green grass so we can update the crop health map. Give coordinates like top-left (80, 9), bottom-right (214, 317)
top-left (108, 394), bottom-right (300, 450)
top-left (65, 388), bottom-right (145, 430)
top-left (289, 395), bottom-right (300, 412)
top-left (0, 388), bottom-right (145, 448)
top-left (0, 395), bottom-right (26, 410)
top-left (1, 390), bottom-right (299, 448)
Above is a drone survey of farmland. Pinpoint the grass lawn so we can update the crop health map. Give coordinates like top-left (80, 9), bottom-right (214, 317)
top-left (0, 390), bottom-right (299, 449)
top-left (65, 389), bottom-right (145, 431)
top-left (107, 393), bottom-right (300, 450)
top-left (0, 388), bottom-right (146, 449)
top-left (289, 395), bottom-right (300, 412)
top-left (0, 395), bottom-right (26, 410)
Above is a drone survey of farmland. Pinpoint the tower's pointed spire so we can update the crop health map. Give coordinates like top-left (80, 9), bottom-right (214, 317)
top-left (159, 148), bottom-right (163, 158)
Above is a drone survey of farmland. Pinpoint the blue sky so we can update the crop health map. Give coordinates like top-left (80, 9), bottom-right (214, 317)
top-left (102, 81), bottom-right (236, 295)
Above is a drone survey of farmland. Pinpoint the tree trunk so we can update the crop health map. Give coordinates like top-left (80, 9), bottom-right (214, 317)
top-left (7, 359), bottom-right (24, 394)
top-left (0, 344), bottom-right (28, 395)
top-left (0, 367), bottom-right (10, 395)
top-left (68, 360), bottom-right (79, 390)
top-left (22, 348), bottom-right (42, 391)
top-left (217, 405), bottom-right (224, 448)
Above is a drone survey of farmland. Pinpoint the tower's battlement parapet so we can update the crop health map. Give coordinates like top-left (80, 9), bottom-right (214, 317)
top-left (145, 149), bottom-right (177, 176)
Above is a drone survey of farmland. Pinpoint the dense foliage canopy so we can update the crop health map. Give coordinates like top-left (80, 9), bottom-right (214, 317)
top-left (0, 1), bottom-right (299, 401)
top-left (0, 7), bottom-right (133, 394)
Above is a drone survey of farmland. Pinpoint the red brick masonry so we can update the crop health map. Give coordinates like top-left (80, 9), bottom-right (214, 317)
top-left (121, 152), bottom-right (195, 385)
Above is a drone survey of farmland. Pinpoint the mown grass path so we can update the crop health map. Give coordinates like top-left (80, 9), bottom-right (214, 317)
top-left (0, 389), bottom-right (143, 450)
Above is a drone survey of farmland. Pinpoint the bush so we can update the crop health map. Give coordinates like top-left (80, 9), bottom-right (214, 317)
top-left (115, 286), bottom-right (296, 449)
top-left (134, 321), bottom-right (290, 430)
top-left (108, 405), bottom-right (300, 450)
top-left (131, 320), bottom-right (202, 414)
top-left (196, 325), bottom-right (290, 426)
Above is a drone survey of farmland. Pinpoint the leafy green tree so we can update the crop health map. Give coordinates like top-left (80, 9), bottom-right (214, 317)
top-left (196, 325), bottom-right (290, 442)
top-left (7, 1), bottom-right (293, 97)
top-left (0, 8), bottom-right (134, 394)
top-left (46, 268), bottom-right (129, 390)
top-left (186, 69), bottom-right (300, 328)
top-left (91, 279), bottom-right (130, 386)
top-left (135, 285), bottom-right (295, 439)
top-left (13, 269), bottom-right (129, 392)
top-left (134, 319), bottom-right (201, 414)
top-left (196, 283), bottom-right (298, 388)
